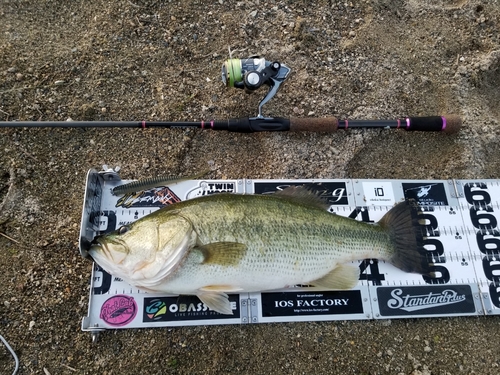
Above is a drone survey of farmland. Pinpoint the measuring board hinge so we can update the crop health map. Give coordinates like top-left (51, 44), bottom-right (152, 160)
top-left (240, 298), bottom-right (259, 323)
top-left (480, 292), bottom-right (494, 315)
top-left (453, 180), bottom-right (465, 198)
top-left (100, 165), bottom-right (121, 181)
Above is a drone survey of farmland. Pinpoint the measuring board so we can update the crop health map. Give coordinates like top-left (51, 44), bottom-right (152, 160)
top-left (79, 168), bottom-right (500, 337)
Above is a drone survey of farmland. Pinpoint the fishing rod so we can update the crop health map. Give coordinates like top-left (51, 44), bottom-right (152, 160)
top-left (0, 56), bottom-right (462, 134)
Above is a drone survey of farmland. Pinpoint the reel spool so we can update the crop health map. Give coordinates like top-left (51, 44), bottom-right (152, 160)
top-left (221, 57), bottom-right (291, 118)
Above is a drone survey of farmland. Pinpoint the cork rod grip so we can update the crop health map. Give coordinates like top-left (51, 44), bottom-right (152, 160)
top-left (289, 117), bottom-right (339, 132)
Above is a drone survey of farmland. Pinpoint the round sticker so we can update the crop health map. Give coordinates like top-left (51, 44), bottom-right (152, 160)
top-left (99, 295), bottom-right (138, 327)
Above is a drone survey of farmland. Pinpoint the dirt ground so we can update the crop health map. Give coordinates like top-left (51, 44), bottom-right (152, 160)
top-left (1, 0), bottom-right (500, 374)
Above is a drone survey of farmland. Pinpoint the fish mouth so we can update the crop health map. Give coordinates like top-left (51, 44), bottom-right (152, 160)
top-left (89, 237), bottom-right (127, 265)
top-left (89, 238), bottom-right (111, 262)
top-left (88, 239), bottom-right (103, 262)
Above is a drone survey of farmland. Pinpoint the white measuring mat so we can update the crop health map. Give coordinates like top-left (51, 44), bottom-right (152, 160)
top-left (79, 169), bottom-right (499, 337)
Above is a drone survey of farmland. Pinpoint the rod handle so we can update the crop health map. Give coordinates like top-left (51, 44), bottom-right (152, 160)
top-left (288, 115), bottom-right (462, 133)
top-left (406, 115), bottom-right (461, 134)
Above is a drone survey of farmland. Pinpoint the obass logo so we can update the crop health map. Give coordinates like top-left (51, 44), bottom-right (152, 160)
top-left (145, 299), bottom-right (167, 320)
top-left (143, 296), bottom-right (240, 322)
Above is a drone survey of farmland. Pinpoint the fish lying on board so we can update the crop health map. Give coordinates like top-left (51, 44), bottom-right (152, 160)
top-left (89, 187), bottom-right (428, 314)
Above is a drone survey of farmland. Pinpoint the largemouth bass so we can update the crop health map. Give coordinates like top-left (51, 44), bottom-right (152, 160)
top-left (89, 187), bottom-right (427, 314)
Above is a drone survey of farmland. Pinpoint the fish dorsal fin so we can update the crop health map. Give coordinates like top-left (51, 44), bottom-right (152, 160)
top-left (309, 264), bottom-right (360, 290)
top-left (197, 291), bottom-right (234, 315)
top-left (275, 186), bottom-right (331, 210)
top-left (196, 242), bottom-right (247, 266)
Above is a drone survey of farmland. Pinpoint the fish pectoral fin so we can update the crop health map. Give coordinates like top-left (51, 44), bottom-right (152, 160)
top-left (310, 264), bottom-right (360, 290)
top-left (197, 291), bottom-right (234, 315)
top-left (196, 242), bottom-right (247, 266)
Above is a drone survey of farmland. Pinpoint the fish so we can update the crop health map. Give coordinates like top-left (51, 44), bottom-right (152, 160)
top-left (89, 186), bottom-right (428, 315)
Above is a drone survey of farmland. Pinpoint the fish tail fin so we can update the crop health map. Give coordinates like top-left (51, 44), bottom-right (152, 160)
top-left (378, 200), bottom-right (428, 274)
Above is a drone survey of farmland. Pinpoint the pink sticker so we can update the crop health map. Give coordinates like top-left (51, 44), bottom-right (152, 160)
top-left (100, 295), bottom-right (138, 327)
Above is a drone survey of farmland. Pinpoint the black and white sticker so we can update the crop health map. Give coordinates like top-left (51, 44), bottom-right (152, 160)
top-left (376, 285), bottom-right (476, 317)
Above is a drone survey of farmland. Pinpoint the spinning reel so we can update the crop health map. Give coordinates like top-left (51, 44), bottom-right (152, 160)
top-left (222, 57), bottom-right (291, 118)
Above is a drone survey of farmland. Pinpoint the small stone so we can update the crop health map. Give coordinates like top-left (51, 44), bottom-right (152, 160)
top-left (249, 10), bottom-right (258, 17)
top-left (423, 346), bottom-right (431, 353)
top-left (381, 319), bottom-right (392, 326)
top-left (7, 67), bottom-right (17, 73)
top-left (29, 320), bottom-right (35, 330)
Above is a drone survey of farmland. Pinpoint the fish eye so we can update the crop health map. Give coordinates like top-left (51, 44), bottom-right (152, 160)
top-left (118, 226), bottom-right (129, 235)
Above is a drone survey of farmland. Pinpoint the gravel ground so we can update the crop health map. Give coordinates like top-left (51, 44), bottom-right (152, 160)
top-left (1, 0), bottom-right (500, 374)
